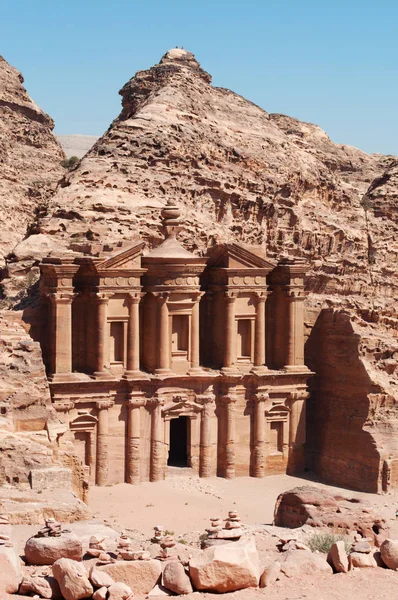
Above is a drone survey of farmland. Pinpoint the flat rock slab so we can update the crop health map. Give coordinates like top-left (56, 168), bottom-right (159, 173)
top-left (98, 559), bottom-right (162, 595)
top-left (280, 549), bottom-right (333, 578)
top-left (25, 533), bottom-right (82, 565)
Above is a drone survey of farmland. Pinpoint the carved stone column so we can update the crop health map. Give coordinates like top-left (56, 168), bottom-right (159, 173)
top-left (252, 292), bottom-right (268, 371)
top-left (252, 392), bottom-right (268, 477)
top-left (156, 293), bottom-right (171, 374)
top-left (94, 294), bottom-right (111, 378)
top-left (223, 292), bottom-right (237, 373)
top-left (50, 292), bottom-right (75, 379)
top-left (124, 292), bottom-right (142, 377)
top-left (284, 288), bottom-right (306, 370)
top-left (150, 398), bottom-right (165, 481)
top-left (198, 393), bottom-right (215, 477)
top-left (224, 393), bottom-right (237, 479)
top-left (189, 292), bottom-right (204, 373)
top-left (96, 399), bottom-right (114, 486)
top-left (287, 390), bottom-right (309, 473)
top-left (126, 393), bottom-right (145, 484)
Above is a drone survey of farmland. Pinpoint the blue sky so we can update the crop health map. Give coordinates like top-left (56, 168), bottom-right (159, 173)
top-left (2, 0), bottom-right (398, 155)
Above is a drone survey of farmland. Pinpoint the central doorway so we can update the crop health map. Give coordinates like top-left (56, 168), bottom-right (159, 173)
top-left (168, 416), bottom-right (189, 467)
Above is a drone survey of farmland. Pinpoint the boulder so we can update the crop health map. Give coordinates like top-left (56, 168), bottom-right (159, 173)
top-left (92, 587), bottom-right (108, 600)
top-left (0, 546), bottom-right (21, 594)
top-left (162, 561), bottom-right (193, 595)
top-left (349, 552), bottom-right (377, 568)
top-left (19, 575), bottom-right (61, 599)
top-left (189, 537), bottom-right (260, 593)
top-left (52, 558), bottom-right (93, 600)
top-left (148, 583), bottom-right (173, 597)
top-left (327, 541), bottom-right (349, 573)
top-left (89, 567), bottom-right (115, 588)
top-left (351, 541), bottom-right (372, 553)
top-left (98, 560), bottom-right (161, 595)
top-left (107, 582), bottom-right (133, 600)
top-left (273, 486), bottom-right (385, 538)
top-left (259, 560), bottom-right (281, 588)
top-left (25, 534), bottom-right (83, 565)
top-left (280, 549), bottom-right (333, 578)
top-left (380, 538), bottom-right (398, 570)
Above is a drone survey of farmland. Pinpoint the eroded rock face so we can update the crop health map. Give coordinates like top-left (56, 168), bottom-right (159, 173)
top-left (0, 55), bottom-right (64, 273)
top-left (274, 486), bottom-right (385, 537)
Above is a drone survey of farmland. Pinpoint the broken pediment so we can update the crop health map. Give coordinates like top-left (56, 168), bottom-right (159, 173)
top-left (206, 243), bottom-right (276, 271)
top-left (96, 241), bottom-right (145, 271)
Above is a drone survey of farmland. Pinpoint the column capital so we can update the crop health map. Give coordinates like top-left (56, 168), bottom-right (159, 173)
top-left (53, 399), bottom-right (75, 412)
top-left (127, 396), bottom-right (146, 408)
top-left (254, 290), bottom-right (269, 302)
top-left (192, 291), bottom-right (205, 302)
top-left (49, 291), bottom-right (76, 304)
top-left (154, 291), bottom-right (170, 303)
top-left (224, 291), bottom-right (238, 302)
top-left (196, 393), bottom-right (216, 405)
top-left (127, 291), bottom-right (144, 304)
top-left (96, 292), bottom-right (112, 304)
top-left (222, 393), bottom-right (238, 404)
top-left (255, 391), bottom-right (269, 403)
top-left (96, 399), bottom-right (114, 410)
top-left (289, 390), bottom-right (309, 401)
top-left (284, 286), bottom-right (306, 299)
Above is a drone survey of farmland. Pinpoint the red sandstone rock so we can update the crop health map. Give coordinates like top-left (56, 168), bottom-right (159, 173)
top-left (259, 560), bottom-right (281, 587)
top-left (24, 533), bottom-right (83, 565)
top-left (349, 552), bottom-right (377, 569)
top-left (52, 558), bottom-right (93, 600)
top-left (189, 538), bottom-right (260, 593)
top-left (0, 546), bottom-right (21, 594)
top-left (19, 575), bottom-right (61, 599)
top-left (107, 582), bottom-right (133, 600)
top-left (92, 587), bottom-right (107, 600)
top-left (327, 541), bottom-right (349, 573)
top-left (279, 549), bottom-right (333, 578)
top-left (89, 567), bottom-right (115, 588)
top-left (380, 538), bottom-right (398, 570)
top-left (162, 561), bottom-right (193, 595)
top-left (98, 560), bottom-right (161, 595)
top-left (273, 486), bottom-right (385, 537)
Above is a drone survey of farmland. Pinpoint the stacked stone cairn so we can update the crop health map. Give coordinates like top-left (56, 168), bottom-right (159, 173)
top-left (37, 517), bottom-right (62, 537)
top-left (87, 535), bottom-right (112, 564)
top-left (116, 531), bottom-right (150, 561)
top-left (206, 510), bottom-right (243, 541)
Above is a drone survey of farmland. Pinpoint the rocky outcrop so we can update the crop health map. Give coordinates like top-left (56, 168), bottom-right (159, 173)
top-left (0, 55), bottom-right (64, 273)
top-left (273, 486), bottom-right (385, 537)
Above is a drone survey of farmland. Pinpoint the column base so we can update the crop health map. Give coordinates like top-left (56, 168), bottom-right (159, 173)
top-left (154, 368), bottom-right (172, 376)
top-left (250, 365), bottom-right (270, 375)
top-left (188, 366), bottom-right (206, 376)
top-left (283, 364), bottom-right (311, 373)
top-left (123, 370), bottom-right (150, 381)
top-left (221, 366), bottom-right (240, 376)
top-left (92, 370), bottom-right (117, 380)
top-left (49, 372), bottom-right (81, 383)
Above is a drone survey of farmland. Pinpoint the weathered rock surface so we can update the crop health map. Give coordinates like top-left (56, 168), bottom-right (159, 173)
top-left (25, 533), bottom-right (83, 565)
top-left (89, 567), bottom-right (115, 588)
top-left (327, 541), bottom-right (349, 573)
top-left (259, 560), bottom-right (281, 588)
top-left (19, 575), bottom-right (61, 599)
top-left (380, 538), bottom-right (398, 570)
top-left (189, 537), bottom-right (260, 593)
top-left (162, 560), bottom-right (193, 595)
top-left (52, 558), bottom-right (93, 600)
top-left (279, 548), bottom-right (333, 577)
top-left (98, 560), bottom-right (161, 595)
top-left (0, 545), bottom-right (21, 594)
top-left (107, 582), bottom-right (133, 600)
top-left (349, 551), bottom-right (377, 568)
top-left (0, 55), bottom-right (64, 272)
top-left (274, 486), bottom-right (385, 537)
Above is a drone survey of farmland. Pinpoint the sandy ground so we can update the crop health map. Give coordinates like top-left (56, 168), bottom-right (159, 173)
top-left (12, 471), bottom-right (398, 600)
top-left (89, 470), bottom-right (398, 538)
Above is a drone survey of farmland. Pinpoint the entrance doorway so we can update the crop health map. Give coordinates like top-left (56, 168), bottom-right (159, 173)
top-left (168, 416), bottom-right (189, 467)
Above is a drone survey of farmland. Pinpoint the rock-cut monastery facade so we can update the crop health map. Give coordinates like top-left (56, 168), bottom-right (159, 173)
top-left (38, 202), bottom-right (311, 485)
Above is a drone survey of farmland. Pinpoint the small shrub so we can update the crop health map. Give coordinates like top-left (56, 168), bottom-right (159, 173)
top-left (164, 530), bottom-right (174, 536)
top-left (306, 532), bottom-right (351, 555)
top-left (62, 156), bottom-right (80, 169)
top-left (178, 538), bottom-right (188, 545)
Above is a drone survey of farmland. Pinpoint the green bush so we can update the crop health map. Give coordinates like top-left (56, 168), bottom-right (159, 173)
top-left (306, 532), bottom-right (351, 555)
top-left (62, 156), bottom-right (80, 169)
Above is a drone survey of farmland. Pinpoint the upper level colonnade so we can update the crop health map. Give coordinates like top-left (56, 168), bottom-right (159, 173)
top-left (39, 201), bottom-right (308, 382)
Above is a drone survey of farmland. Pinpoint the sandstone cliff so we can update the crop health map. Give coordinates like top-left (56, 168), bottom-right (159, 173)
top-left (3, 48), bottom-right (398, 492)
top-left (0, 55), bottom-right (65, 272)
